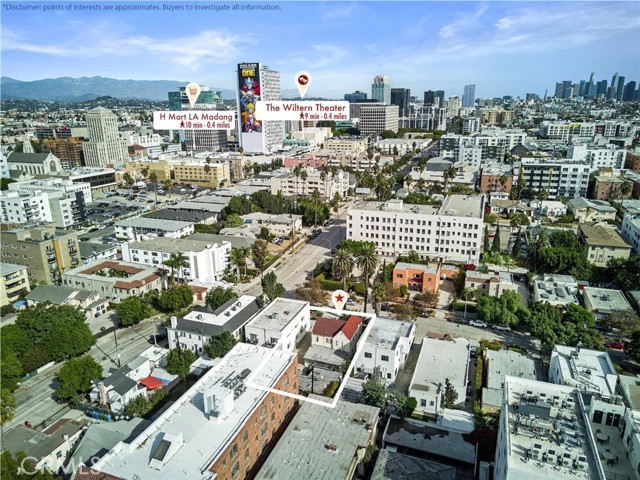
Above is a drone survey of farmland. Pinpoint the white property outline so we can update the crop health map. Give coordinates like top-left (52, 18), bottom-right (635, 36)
top-left (245, 306), bottom-right (377, 408)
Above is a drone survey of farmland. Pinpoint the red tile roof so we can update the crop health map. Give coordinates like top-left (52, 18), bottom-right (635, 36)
top-left (342, 315), bottom-right (363, 340)
top-left (312, 317), bottom-right (345, 337)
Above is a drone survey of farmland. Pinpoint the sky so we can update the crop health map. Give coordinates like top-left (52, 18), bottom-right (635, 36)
top-left (1, 1), bottom-right (639, 99)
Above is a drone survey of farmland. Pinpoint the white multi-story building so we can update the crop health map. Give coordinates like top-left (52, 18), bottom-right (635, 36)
top-left (446, 96), bottom-right (461, 117)
top-left (621, 213), bottom-right (640, 254)
top-left (354, 316), bottom-right (416, 384)
top-left (115, 217), bottom-right (195, 241)
top-left (578, 224), bottom-right (632, 267)
top-left (539, 120), bottom-right (637, 141)
top-left (8, 178), bottom-right (92, 204)
top-left (518, 158), bottom-right (590, 199)
top-left (121, 236), bottom-right (231, 284)
top-left (83, 107), bottom-right (129, 167)
top-left (582, 287), bottom-right (635, 322)
top-left (493, 376), bottom-right (603, 480)
top-left (347, 195), bottom-right (485, 263)
top-left (0, 189), bottom-right (87, 228)
top-left (358, 104), bottom-right (399, 135)
top-left (567, 144), bottom-right (626, 171)
top-left (549, 345), bottom-right (618, 400)
top-left (167, 296), bottom-right (260, 354)
top-left (270, 168), bottom-right (350, 199)
top-left (440, 130), bottom-right (528, 164)
top-left (244, 298), bottom-right (310, 351)
top-left (409, 336), bottom-right (470, 416)
top-left (463, 117), bottom-right (481, 134)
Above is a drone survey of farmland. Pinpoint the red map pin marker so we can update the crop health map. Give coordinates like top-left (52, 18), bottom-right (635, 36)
top-left (295, 71), bottom-right (312, 99)
top-left (331, 289), bottom-right (349, 311)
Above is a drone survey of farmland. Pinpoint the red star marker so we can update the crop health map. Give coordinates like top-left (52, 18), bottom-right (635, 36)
top-left (335, 293), bottom-right (344, 303)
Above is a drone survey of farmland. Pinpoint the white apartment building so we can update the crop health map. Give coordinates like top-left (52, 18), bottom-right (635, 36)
top-left (270, 168), bottom-right (350, 199)
top-left (83, 107), bottom-right (129, 167)
top-left (8, 178), bottom-right (92, 204)
top-left (0, 263), bottom-right (30, 307)
top-left (567, 144), bottom-right (626, 171)
top-left (347, 195), bottom-right (485, 263)
top-left (446, 96), bottom-right (461, 117)
top-left (463, 117), bottom-right (481, 134)
top-left (539, 120), bottom-right (637, 141)
top-left (440, 130), bottom-right (527, 164)
top-left (167, 296), bottom-right (260, 354)
top-left (244, 298), bottom-right (310, 351)
top-left (122, 236), bottom-right (231, 284)
top-left (409, 336), bottom-right (470, 416)
top-left (355, 316), bottom-right (416, 385)
top-left (549, 345), bottom-right (618, 400)
top-left (621, 213), bottom-right (640, 254)
top-left (0, 189), bottom-right (86, 229)
top-left (518, 159), bottom-right (590, 199)
top-left (358, 104), bottom-right (399, 135)
top-left (115, 217), bottom-right (195, 241)
top-left (493, 376), bottom-right (603, 480)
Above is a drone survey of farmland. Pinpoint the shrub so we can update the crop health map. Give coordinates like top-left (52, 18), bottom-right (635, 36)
top-left (315, 273), bottom-right (326, 282)
top-left (323, 381), bottom-right (339, 398)
top-left (321, 279), bottom-right (343, 291)
top-left (352, 283), bottom-right (366, 295)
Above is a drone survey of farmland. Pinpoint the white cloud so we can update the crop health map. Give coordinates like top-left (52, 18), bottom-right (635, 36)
top-left (438, 5), bottom-right (488, 38)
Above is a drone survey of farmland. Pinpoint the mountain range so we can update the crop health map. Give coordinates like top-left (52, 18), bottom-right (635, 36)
top-left (0, 76), bottom-right (238, 102)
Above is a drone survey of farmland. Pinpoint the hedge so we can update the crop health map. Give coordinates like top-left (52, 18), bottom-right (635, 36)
top-left (452, 301), bottom-right (476, 313)
top-left (321, 279), bottom-right (342, 291)
top-left (352, 283), bottom-right (366, 295)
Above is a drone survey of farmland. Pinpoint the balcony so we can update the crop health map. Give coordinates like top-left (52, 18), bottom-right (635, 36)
top-left (48, 255), bottom-right (56, 264)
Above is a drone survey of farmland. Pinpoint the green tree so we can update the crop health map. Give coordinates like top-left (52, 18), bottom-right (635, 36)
top-left (389, 391), bottom-right (417, 418)
top-left (261, 271), bottom-right (285, 301)
top-left (204, 331), bottom-right (237, 358)
top-left (491, 224), bottom-right (501, 253)
top-left (259, 226), bottom-right (273, 242)
top-left (252, 239), bottom-right (269, 276)
top-left (483, 226), bottom-right (490, 253)
top-left (164, 251), bottom-right (189, 285)
top-left (225, 213), bottom-right (243, 228)
top-left (371, 284), bottom-right (386, 315)
top-left (625, 329), bottom-right (640, 362)
top-left (512, 230), bottom-right (522, 257)
top-left (122, 172), bottom-right (135, 194)
top-left (166, 347), bottom-right (195, 378)
top-left (509, 212), bottom-right (530, 231)
top-left (159, 285), bottom-right (193, 312)
top-left (599, 311), bottom-right (640, 342)
top-left (0, 451), bottom-right (62, 479)
top-left (295, 278), bottom-right (328, 305)
top-left (55, 356), bottom-right (103, 400)
top-left (0, 349), bottom-right (23, 392)
top-left (149, 171), bottom-right (159, 206)
top-left (442, 378), bottom-right (458, 409)
top-left (205, 286), bottom-right (236, 310)
top-left (355, 242), bottom-right (379, 313)
top-left (606, 257), bottom-right (640, 291)
top-left (1, 178), bottom-right (17, 191)
top-left (115, 296), bottom-right (153, 327)
top-left (476, 291), bottom-right (529, 327)
top-left (331, 248), bottom-right (355, 289)
top-left (221, 195), bottom-right (253, 219)
top-left (124, 389), bottom-right (165, 418)
top-left (361, 380), bottom-right (387, 408)
top-left (0, 389), bottom-right (16, 425)
top-left (229, 246), bottom-right (251, 281)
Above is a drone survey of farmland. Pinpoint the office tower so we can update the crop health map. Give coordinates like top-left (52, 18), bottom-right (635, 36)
top-left (435, 90), bottom-right (445, 108)
top-left (596, 80), bottom-right (608, 97)
top-left (572, 83), bottom-right (580, 97)
top-left (446, 96), bottom-right (461, 117)
top-left (344, 90), bottom-right (367, 102)
top-left (525, 93), bottom-right (538, 101)
top-left (371, 75), bottom-right (391, 104)
top-left (609, 73), bottom-right (619, 99)
top-left (237, 62), bottom-right (283, 154)
top-left (462, 84), bottom-right (476, 108)
top-left (391, 88), bottom-right (411, 116)
top-left (562, 81), bottom-right (573, 99)
top-left (616, 76), bottom-right (626, 101)
top-left (623, 81), bottom-right (637, 102)
top-left (82, 107), bottom-right (129, 167)
top-left (358, 105), bottom-right (399, 135)
top-left (169, 85), bottom-right (226, 152)
top-left (423, 90), bottom-right (435, 105)
top-left (578, 80), bottom-right (587, 97)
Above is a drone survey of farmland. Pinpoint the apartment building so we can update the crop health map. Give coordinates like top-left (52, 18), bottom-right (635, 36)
top-left (270, 168), bottom-right (350, 199)
top-left (479, 164), bottom-right (514, 195)
top-left (518, 159), bottom-right (590, 199)
top-left (79, 343), bottom-right (299, 480)
top-left (440, 130), bottom-right (527, 164)
top-left (539, 120), bottom-right (637, 141)
top-left (323, 137), bottom-right (368, 155)
top-left (8, 178), bottom-right (92, 204)
top-left (354, 316), bottom-right (416, 384)
top-left (61, 260), bottom-right (165, 303)
top-left (567, 144), bottom-right (626, 171)
top-left (621, 213), bottom-right (640, 254)
top-left (593, 174), bottom-right (631, 201)
top-left (122, 236), bottom-right (230, 285)
top-left (392, 262), bottom-right (441, 293)
top-left (173, 161), bottom-right (231, 187)
top-left (549, 345), bottom-right (617, 399)
top-left (0, 263), bottom-right (30, 307)
top-left (115, 217), bottom-right (195, 241)
top-left (578, 224), bottom-right (631, 267)
top-left (245, 298), bottom-right (311, 351)
top-left (532, 274), bottom-right (580, 307)
top-left (347, 195), bottom-right (485, 263)
top-left (582, 287), bottom-right (635, 322)
top-left (625, 148), bottom-right (640, 172)
top-left (1, 189), bottom-right (87, 229)
top-left (0, 224), bottom-right (80, 284)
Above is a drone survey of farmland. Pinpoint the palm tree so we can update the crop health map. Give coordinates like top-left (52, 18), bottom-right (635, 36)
top-left (371, 284), bottom-right (386, 315)
top-left (300, 169), bottom-right (308, 197)
top-left (122, 172), bottom-right (135, 195)
top-left (229, 247), bottom-right (250, 281)
top-left (149, 171), bottom-right (159, 207)
top-left (164, 179), bottom-right (172, 198)
top-left (620, 181), bottom-right (632, 207)
top-left (332, 248), bottom-right (354, 290)
top-left (164, 252), bottom-right (189, 285)
top-left (311, 188), bottom-right (322, 228)
top-left (355, 243), bottom-right (379, 313)
top-left (443, 166), bottom-right (457, 191)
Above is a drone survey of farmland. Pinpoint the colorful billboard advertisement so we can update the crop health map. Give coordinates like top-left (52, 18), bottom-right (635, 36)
top-left (238, 63), bottom-right (262, 135)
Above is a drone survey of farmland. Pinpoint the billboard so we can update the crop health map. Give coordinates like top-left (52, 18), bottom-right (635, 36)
top-left (238, 63), bottom-right (263, 152)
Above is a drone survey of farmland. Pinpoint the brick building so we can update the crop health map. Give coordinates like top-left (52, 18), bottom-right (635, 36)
top-left (625, 148), bottom-right (640, 172)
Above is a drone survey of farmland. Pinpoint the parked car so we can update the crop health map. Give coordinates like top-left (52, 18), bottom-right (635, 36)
top-left (469, 320), bottom-right (488, 328)
top-left (605, 340), bottom-right (625, 350)
top-left (470, 345), bottom-right (478, 358)
top-left (493, 324), bottom-right (512, 332)
top-left (179, 188), bottom-right (187, 192)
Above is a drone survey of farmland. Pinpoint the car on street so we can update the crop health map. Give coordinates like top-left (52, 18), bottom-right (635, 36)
top-left (469, 320), bottom-right (488, 328)
top-left (470, 345), bottom-right (478, 358)
top-left (179, 188), bottom-right (186, 192)
top-left (606, 340), bottom-right (625, 350)
top-left (493, 324), bottom-right (512, 332)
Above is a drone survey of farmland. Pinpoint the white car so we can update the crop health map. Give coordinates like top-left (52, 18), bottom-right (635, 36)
top-left (468, 320), bottom-right (488, 328)
top-left (493, 324), bottom-right (512, 332)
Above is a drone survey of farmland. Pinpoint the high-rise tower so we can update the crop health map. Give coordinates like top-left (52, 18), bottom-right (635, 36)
top-left (462, 84), bottom-right (476, 108)
top-left (83, 107), bottom-right (128, 167)
top-left (237, 63), bottom-right (283, 154)
top-left (371, 76), bottom-right (391, 104)
top-left (390, 88), bottom-right (410, 116)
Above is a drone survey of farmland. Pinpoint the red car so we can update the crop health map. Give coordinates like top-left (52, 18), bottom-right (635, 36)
top-left (606, 341), bottom-right (625, 350)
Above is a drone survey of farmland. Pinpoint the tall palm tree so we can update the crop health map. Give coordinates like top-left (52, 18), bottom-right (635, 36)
top-left (229, 247), bottom-right (250, 281)
top-left (443, 166), bottom-right (457, 191)
top-left (149, 171), bottom-right (159, 207)
top-left (355, 243), bottom-right (379, 313)
top-left (332, 248), bottom-right (354, 290)
top-left (165, 252), bottom-right (189, 285)
top-left (371, 284), bottom-right (386, 315)
top-left (311, 188), bottom-right (322, 228)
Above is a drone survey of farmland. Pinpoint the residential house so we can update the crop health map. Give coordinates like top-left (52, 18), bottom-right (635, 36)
top-left (464, 271), bottom-right (518, 298)
top-left (568, 198), bottom-right (617, 223)
top-left (25, 284), bottom-right (108, 320)
top-left (392, 262), bottom-right (441, 293)
top-left (578, 224), bottom-right (631, 267)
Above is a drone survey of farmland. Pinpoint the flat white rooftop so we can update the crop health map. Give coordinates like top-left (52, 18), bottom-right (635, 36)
top-left (364, 316), bottom-right (415, 350)
top-left (350, 194), bottom-right (483, 219)
top-left (247, 297), bottom-right (308, 332)
top-left (410, 337), bottom-right (470, 395)
top-left (552, 345), bottom-right (617, 398)
top-left (502, 376), bottom-right (603, 480)
top-left (91, 343), bottom-right (295, 480)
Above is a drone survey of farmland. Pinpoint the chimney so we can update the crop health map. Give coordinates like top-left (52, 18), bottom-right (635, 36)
top-left (170, 316), bottom-right (178, 329)
top-left (98, 382), bottom-right (107, 405)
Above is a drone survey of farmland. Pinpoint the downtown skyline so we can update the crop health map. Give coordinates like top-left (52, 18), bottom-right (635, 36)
top-left (1, 1), bottom-right (639, 99)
